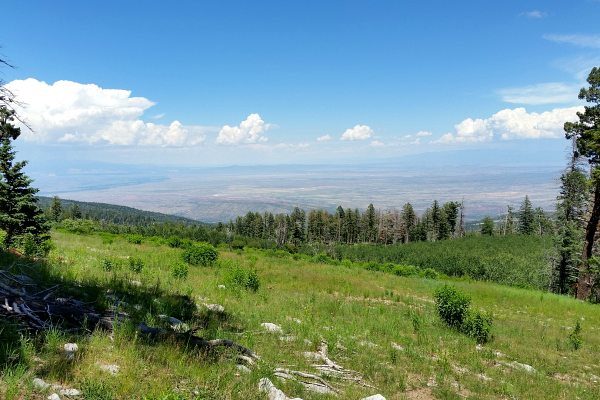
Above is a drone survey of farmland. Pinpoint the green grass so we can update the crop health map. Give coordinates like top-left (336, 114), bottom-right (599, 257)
top-left (1, 230), bottom-right (599, 399)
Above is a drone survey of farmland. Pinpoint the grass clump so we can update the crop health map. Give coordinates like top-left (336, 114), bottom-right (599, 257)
top-left (434, 284), bottom-right (493, 343)
top-left (223, 262), bottom-right (260, 292)
top-left (182, 242), bottom-right (218, 266)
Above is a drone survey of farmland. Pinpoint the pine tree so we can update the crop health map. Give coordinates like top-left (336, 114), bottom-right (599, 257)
top-left (480, 217), bottom-right (494, 236)
top-left (363, 203), bottom-right (377, 243)
top-left (0, 108), bottom-right (50, 249)
top-left (401, 203), bottom-right (416, 243)
top-left (49, 196), bottom-right (63, 222)
top-left (518, 196), bottom-right (535, 235)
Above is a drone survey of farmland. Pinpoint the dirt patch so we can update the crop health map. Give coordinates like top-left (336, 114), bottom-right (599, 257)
top-left (404, 387), bottom-right (434, 400)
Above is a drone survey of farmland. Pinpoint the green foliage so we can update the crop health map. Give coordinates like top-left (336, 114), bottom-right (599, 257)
top-left (230, 238), bottom-right (245, 250)
top-left (463, 310), bottom-right (493, 344)
top-left (126, 234), bottom-right (144, 244)
top-left (568, 320), bottom-right (583, 350)
top-left (434, 285), bottom-right (493, 343)
top-left (101, 258), bottom-right (116, 272)
top-left (171, 262), bottom-right (189, 279)
top-left (0, 108), bottom-right (50, 249)
top-left (393, 264), bottom-right (418, 276)
top-left (518, 195), bottom-right (535, 235)
top-left (434, 285), bottom-right (471, 328)
top-left (223, 263), bottom-right (260, 292)
top-left (60, 218), bottom-right (97, 234)
top-left (80, 379), bottom-right (115, 400)
top-left (480, 217), bottom-right (495, 236)
top-left (419, 267), bottom-right (438, 279)
top-left (128, 257), bottom-right (145, 273)
top-left (182, 243), bottom-right (218, 266)
top-left (0, 320), bottom-right (22, 367)
top-left (17, 233), bottom-right (52, 257)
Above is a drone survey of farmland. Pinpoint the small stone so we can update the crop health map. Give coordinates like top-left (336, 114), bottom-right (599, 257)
top-left (33, 377), bottom-right (51, 390)
top-left (476, 373), bottom-right (492, 382)
top-left (361, 395), bottom-right (386, 400)
top-left (205, 303), bottom-right (225, 313)
top-left (505, 361), bottom-right (536, 373)
top-left (359, 340), bottom-right (378, 348)
top-left (261, 322), bottom-right (283, 333)
top-left (391, 342), bottom-right (404, 351)
top-left (218, 284), bottom-right (226, 289)
top-left (63, 343), bottom-right (78, 360)
top-left (236, 364), bottom-right (251, 373)
top-left (48, 394), bottom-right (61, 400)
top-left (60, 388), bottom-right (81, 396)
top-left (279, 335), bottom-right (296, 342)
top-left (98, 363), bottom-right (120, 375)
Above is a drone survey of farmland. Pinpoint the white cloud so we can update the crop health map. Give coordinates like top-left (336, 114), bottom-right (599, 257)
top-left (415, 130), bottom-right (432, 137)
top-left (216, 113), bottom-right (270, 145)
top-left (316, 134), bottom-right (332, 142)
top-left (6, 78), bottom-right (208, 146)
top-left (520, 10), bottom-right (546, 18)
top-left (498, 82), bottom-right (580, 105)
top-left (544, 34), bottom-right (600, 49)
top-left (370, 140), bottom-right (385, 147)
top-left (435, 106), bottom-right (582, 144)
top-left (340, 124), bottom-right (374, 141)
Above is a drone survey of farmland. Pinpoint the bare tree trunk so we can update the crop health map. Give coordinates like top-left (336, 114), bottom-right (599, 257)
top-left (576, 178), bottom-right (600, 300)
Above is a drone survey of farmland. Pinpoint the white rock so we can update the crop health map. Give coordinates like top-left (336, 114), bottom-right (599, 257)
top-left (261, 322), bottom-right (283, 333)
top-left (218, 284), bottom-right (226, 289)
top-left (391, 342), bottom-right (404, 351)
top-left (258, 378), bottom-right (303, 400)
top-left (361, 395), bottom-right (386, 400)
top-left (506, 361), bottom-right (536, 373)
top-left (48, 394), bottom-right (61, 400)
top-left (98, 363), bottom-right (120, 375)
top-left (279, 335), bottom-right (296, 342)
top-left (129, 280), bottom-right (142, 286)
top-left (236, 364), bottom-right (251, 373)
top-left (33, 377), bottom-right (51, 390)
top-left (63, 343), bottom-right (78, 360)
top-left (205, 303), bottom-right (225, 313)
top-left (60, 388), bottom-right (81, 396)
top-left (359, 340), bottom-right (378, 348)
top-left (476, 373), bottom-right (492, 382)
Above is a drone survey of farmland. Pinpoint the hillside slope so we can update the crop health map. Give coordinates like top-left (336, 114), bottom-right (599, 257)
top-left (1, 230), bottom-right (599, 399)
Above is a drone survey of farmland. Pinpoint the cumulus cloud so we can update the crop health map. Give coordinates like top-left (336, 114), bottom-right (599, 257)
top-left (316, 134), bottom-right (332, 142)
top-left (435, 106), bottom-right (582, 144)
top-left (6, 78), bottom-right (208, 146)
top-left (544, 34), bottom-right (600, 49)
top-left (498, 82), bottom-right (580, 105)
top-left (340, 124), bottom-right (374, 141)
top-left (216, 113), bottom-right (270, 145)
top-left (520, 10), bottom-right (546, 18)
top-left (415, 130), bottom-right (433, 137)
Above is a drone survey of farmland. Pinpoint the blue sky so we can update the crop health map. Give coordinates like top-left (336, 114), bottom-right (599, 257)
top-left (2, 0), bottom-right (600, 166)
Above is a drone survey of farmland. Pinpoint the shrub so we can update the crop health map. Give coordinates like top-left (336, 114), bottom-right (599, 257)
top-left (230, 239), bottom-right (245, 250)
top-left (463, 310), bottom-right (493, 344)
top-left (182, 243), bottom-right (218, 266)
top-left (223, 264), bottom-right (260, 292)
top-left (102, 258), bottom-right (116, 272)
top-left (126, 234), bottom-right (144, 244)
top-left (568, 320), bottom-right (583, 350)
top-left (18, 233), bottom-right (53, 257)
top-left (420, 268), bottom-right (439, 279)
top-left (312, 252), bottom-right (332, 264)
top-left (128, 257), bottom-right (144, 273)
top-left (171, 262), bottom-right (189, 279)
top-left (393, 264), bottom-right (418, 277)
top-left (167, 236), bottom-right (183, 248)
top-left (434, 285), bottom-right (471, 328)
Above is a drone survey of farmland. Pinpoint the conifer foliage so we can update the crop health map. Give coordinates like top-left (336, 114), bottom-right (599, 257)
top-left (0, 107), bottom-right (49, 249)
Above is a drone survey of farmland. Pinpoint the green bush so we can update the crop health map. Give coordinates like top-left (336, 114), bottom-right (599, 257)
top-left (568, 320), bottom-right (583, 350)
top-left (182, 243), bottom-right (218, 266)
top-left (128, 257), bottom-right (145, 273)
top-left (17, 233), bottom-right (53, 257)
top-left (393, 264), bottom-right (418, 276)
top-left (230, 239), bottom-right (245, 250)
top-left (463, 310), bottom-right (493, 344)
top-left (434, 285), bottom-right (471, 328)
top-left (167, 236), bottom-right (184, 248)
top-left (102, 258), bottom-right (116, 272)
top-left (126, 234), bottom-right (144, 244)
top-left (420, 268), bottom-right (439, 279)
top-left (223, 264), bottom-right (260, 292)
top-left (171, 262), bottom-right (189, 279)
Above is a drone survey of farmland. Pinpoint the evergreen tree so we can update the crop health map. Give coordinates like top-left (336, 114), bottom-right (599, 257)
top-left (400, 202), bottom-right (416, 243)
top-left (564, 67), bottom-right (600, 300)
top-left (480, 217), bottom-right (494, 236)
top-left (518, 196), bottom-right (535, 235)
top-left (49, 196), bottom-right (63, 222)
top-left (0, 108), bottom-right (50, 248)
top-left (363, 203), bottom-right (377, 243)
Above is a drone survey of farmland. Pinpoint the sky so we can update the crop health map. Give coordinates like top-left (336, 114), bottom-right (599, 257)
top-left (2, 0), bottom-right (600, 167)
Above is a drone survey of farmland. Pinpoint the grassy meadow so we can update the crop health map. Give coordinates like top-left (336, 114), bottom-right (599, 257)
top-left (1, 229), bottom-right (599, 399)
